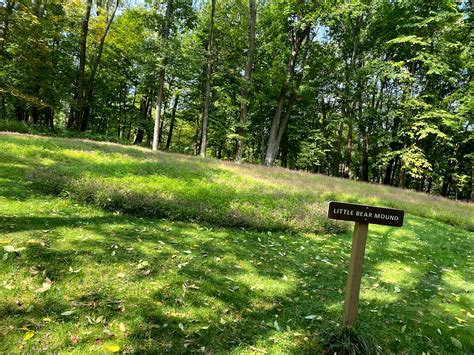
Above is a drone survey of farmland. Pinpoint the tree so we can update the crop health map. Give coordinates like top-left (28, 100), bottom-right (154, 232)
top-left (199, 0), bottom-right (215, 158)
top-left (71, 0), bottom-right (120, 131)
top-left (234, 0), bottom-right (256, 163)
top-left (152, 0), bottom-right (173, 151)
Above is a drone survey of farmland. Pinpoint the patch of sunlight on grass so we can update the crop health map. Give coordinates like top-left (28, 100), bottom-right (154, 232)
top-left (375, 261), bottom-right (419, 287)
top-left (235, 272), bottom-right (296, 297)
top-left (369, 224), bottom-right (391, 235)
top-left (362, 289), bottom-right (399, 303)
top-left (442, 271), bottom-right (473, 291)
top-left (390, 228), bottom-right (417, 239)
top-left (39, 157), bottom-right (57, 166)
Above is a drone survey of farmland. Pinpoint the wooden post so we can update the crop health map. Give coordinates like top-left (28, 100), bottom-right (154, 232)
top-left (343, 222), bottom-right (369, 327)
top-left (328, 202), bottom-right (404, 327)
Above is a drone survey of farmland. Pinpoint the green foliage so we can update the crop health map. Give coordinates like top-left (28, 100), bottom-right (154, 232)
top-left (296, 130), bottom-right (331, 171)
top-left (0, 0), bottom-right (471, 199)
top-left (323, 326), bottom-right (374, 354)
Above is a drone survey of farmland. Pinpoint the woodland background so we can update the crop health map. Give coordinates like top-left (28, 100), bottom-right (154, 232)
top-left (0, 0), bottom-right (472, 199)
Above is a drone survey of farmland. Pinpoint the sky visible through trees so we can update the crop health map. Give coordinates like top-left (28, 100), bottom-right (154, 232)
top-left (0, 0), bottom-right (472, 199)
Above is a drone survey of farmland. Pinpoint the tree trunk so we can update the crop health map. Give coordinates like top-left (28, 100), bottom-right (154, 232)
top-left (0, 1), bottom-right (15, 117)
top-left (200, 0), bottom-right (216, 158)
top-left (441, 173), bottom-right (450, 197)
top-left (264, 26), bottom-right (310, 166)
top-left (235, 0), bottom-right (256, 163)
top-left (133, 129), bottom-right (144, 145)
top-left (399, 168), bottom-right (406, 188)
top-left (1, 95), bottom-right (5, 120)
top-left (159, 88), bottom-right (171, 144)
top-left (362, 129), bottom-right (369, 181)
top-left (343, 120), bottom-right (353, 178)
top-left (44, 107), bottom-right (54, 130)
top-left (383, 159), bottom-right (394, 185)
top-left (418, 175), bottom-right (425, 192)
top-left (73, 0), bottom-right (93, 130)
top-left (15, 105), bottom-right (23, 121)
top-left (27, 106), bottom-right (38, 125)
top-left (152, 0), bottom-right (173, 151)
top-left (333, 121), bottom-right (343, 176)
top-left (166, 93), bottom-right (179, 149)
top-left (76, 0), bottom-right (119, 132)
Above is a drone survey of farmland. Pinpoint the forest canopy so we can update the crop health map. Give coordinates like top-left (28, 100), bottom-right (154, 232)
top-left (0, 0), bottom-right (472, 199)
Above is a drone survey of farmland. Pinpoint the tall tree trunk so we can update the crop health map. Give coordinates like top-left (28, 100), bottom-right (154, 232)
top-left (471, 166), bottom-right (473, 201)
top-left (166, 93), bottom-right (179, 149)
top-left (134, 94), bottom-right (149, 145)
top-left (362, 129), bottom-right (369, 181)
top-left (441, 173), bottom-right (450, 197)
top-left (342, 120), bottom-right (353, 178)
top-left (264, 26), bottom-right (310, 166)
top-left (44, 107), bottom-right (54, 130)
top-left (200, 0), bottom-right (216, 158)
top-left (76, 0), bottom-right (119, 132)
top-left (0, 0), bottom-right (15, 118)
top-left (383, 159), bottom-right (394, 185)
top-left (27, 105), bottom-right (38, 125)
top-left (342, 15), bottom-right (362, 179)
top-left (333, 121), bottom-right (343, 176)
top-left (235, 0), bottom-right (256, 163)
top-left (1, 95), bottom-right (5, 120)
top-left (159, 87), bottom-right (172, 144)
top-left (152, 0), bottom-right (173, 151)
top-left (383, 115), bottom-right (401, 185)
top-left (73, 0), bottom-right (93, 130)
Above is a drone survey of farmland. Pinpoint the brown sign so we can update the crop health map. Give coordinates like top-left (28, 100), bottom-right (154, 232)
top-left (328, 201), bottom-right (404, 227)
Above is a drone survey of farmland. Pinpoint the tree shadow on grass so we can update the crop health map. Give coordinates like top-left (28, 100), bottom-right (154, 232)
top-left (0, 212), bottom-right (346, 352)
top-left (1, 211), bottom-right (472, 352)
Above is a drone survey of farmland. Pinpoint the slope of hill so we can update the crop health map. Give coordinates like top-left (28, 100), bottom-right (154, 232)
top-left (0, 133), bottom-right (472, 353)
top-left (1, 133), bottom-right (472, 232)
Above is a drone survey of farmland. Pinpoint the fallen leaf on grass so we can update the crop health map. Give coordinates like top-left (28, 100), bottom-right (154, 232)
top-left (68, 266), bottom-right (81, 273)
top-left (35, 279), bottom-right (52, 293)
top-left (107, 345), bottom-right (120, 352)
top-left (23, 331), bottom-right (35, 341)
top-left (401, 325), bottom-right (406, 334)
top-left (273, 320), bottom-right (280, 331)
top-left (137, 261), bottom-right (149, 270)
top-left (4, 245), bottom-right (15, 253)
top-left (4, 245), bottom-right (25, 253)
top-left (119, 322), bottom-right (126, 332)
top-left (450, 337), bottom-right (462, 349)
top-left (304, 315), bottom-right (322, 320)
top-left (61, 310), bottom-right (76, 316)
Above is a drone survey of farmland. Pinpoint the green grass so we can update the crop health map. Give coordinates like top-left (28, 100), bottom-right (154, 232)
top-left (0, 132), bottom-right (473, 353)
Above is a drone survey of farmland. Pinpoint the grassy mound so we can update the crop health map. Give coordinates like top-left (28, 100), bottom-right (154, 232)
top-left (0, 133), bottom-right (472, 353)
top-left (1, 133), bottom-right (473, 232)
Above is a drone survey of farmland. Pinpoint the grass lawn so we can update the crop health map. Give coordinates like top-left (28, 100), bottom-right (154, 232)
top-left (0, 132), bottom-right (473, 353)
